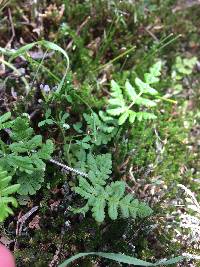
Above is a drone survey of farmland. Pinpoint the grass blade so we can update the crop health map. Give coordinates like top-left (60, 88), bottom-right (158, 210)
top-left (58, 252), bottom-right (185, 267)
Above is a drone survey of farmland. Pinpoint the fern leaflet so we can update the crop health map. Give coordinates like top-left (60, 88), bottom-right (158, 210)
top-left (0, 167), bottom-right (20, 222)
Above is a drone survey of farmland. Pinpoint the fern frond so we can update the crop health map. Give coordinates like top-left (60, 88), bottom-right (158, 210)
top-left (0, 167), bottom-right (20, 222)
top-left (106, 181), bottom-right (126, 220)
top-left (83, 112), bottom-right (116, 146)
top-left (91, 195), bottom-right (106, 222)
top-left (174, 56), bottom-right (197, 76)
top-left (72, 153), bottom-right (152, 223)
top-left (144, 61), bottom-right (162, 84)
top-left (0, 112), bottom-right (13, 130)
top-left (0, 114), bottom-right (54, 196)
top-left (11, 117), bottom-right (33, 141)
top-left (110, 80), bottom-right (125, 103)
top-left (17, 170), bottom-right (44, 195)
top-left (105, 61), bottom-right (162, 125)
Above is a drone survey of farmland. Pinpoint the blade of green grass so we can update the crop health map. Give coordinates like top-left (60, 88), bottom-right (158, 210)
top-left (0, 40), bottom-right (70, 94)
top-left (58, 252), bottom-right (185, 267)
top-left (94, 45), bottom-right (136, 72)
top-left (0, 58), bottom-right (30, 94)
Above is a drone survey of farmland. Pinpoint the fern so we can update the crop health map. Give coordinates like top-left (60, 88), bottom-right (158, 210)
top-left (172, 56), bottom-right (197, 78)
top-left (11, 116), bottom-right (34, 141)
top-left (38, 108), bottom-right (54, 127)
top-left (83, 112), bottom-right (117, 146)
top-left (17, 170), bottom-right (44, 195)
top-left (7, 116), bottom-right (53, 171)
top-left (0, 113), bottom-right (54, 195)
top-left (72, 153), bottom-right (152, 223)
top-left (0, 167), bottom-right (20, 222)
top-left (38, 109), bottom-right (70, 131)
top-left (0, 112), bottom-right (13, 130)
top-left (106, 61), bottom-right (162, 125)
top-left (171, 56), bottom-right (197, 93)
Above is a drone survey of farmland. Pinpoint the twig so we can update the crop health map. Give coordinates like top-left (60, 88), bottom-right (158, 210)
top-left (18, 206), bottom-right (39, 235)
top-left (15, 206), bottom-right (39, 250)
top-left (144, 27), bottom-right (158, 42)
top-left (6, 8), bottom-right (15, 48)
top-left (48, 243), bottom-right (62, 267)
top-left (66, 16), bottom-right (90, 50)
top-left (94, 46), bottom-right (136, 72)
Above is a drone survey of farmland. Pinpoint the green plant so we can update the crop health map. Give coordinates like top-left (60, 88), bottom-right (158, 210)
top-left (0, 167), bottom-right (20, 222)
top-left (39, 109), bottom-right (70, 132)
top-left (171, 56), bottom-right (197, 92)
top-left (59, 251), bottom-right (186, 267)
top-left (104, 61), bottom-right (162, 125)
top-left (38, 108), bottom-right (55, 127)
top-left (0, 113), bottom-right (54, 196)
top-left (172, 56), bottom-right (197, 78)
top-left (0, 40), bottom-right (70, 95)
top-left (82, 112), bottom-right (117, 146)
top-left (0, 112), bottom-right (13, 130)
top-left (72, 151), bottom-right (152, 223)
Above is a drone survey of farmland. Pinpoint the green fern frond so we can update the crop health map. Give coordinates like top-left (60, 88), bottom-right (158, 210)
top-left (110, 80), bottom-right (125, 104)
top-left (106, 181), bottom-right (126, 220)
top-left (0, 167), bottom-right (20, 222)
top-left (11, 116), bottom-right (33, 141)
top-left (0, 112), bottom-right (13, 130)
top-left (17, 170), bottom-right (44, 195)
top-left (105, 61), bottom-right (162, 125)
top-left (144, 61), bottom-right (162, 84)
top-left (72, 153), bottom-right (152, 223)
top-left (173, 56), bottom-right (197, 76)
top-left (0, 114), bottom-right (54, 196)
top-left (83, 112), bottom-right (116, 146)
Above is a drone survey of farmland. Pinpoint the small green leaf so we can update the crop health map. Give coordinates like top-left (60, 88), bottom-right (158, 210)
top-left (125, 80), bottom-right (137, 100)
top-left (0, 112), bottom-right (11, 124)
top-left (136, 112), bottom-right (157, 121)
top-left (135, 77), bottom-right (158, 95)
top-left (17, 170), bottom-right (44, 195)
top-left (73, 122), bottom-right (83, 133)
top-left (107, 107), bottom-right (126, 116)
top-left (135, 97), bottom-right (157, 107)
top-left (37, 139), bottom-right (54, 160)
top-left (38, 119), bottom-right (54, 127)
top-left (92, 197), bottom-right (106, 223)
top-left (149, 61), bottom-right (162, 77)
top-left (118, 111), bottom-right (129, 125)
top-left (27, 135), bottom-right (42, 150)
top-left (128, 111), bottom-right (137, 123)
top-left (2, 184), bottom-right (20, 195)
top-left (10, 142), bottom-right (28, 153)
top-left (110, 80), bottom-right (123, 100)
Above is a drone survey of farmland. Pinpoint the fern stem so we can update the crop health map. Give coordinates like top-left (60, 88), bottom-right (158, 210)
top-left (127, 91), bottom-right (143, 111)
top-left (49, 158), bottom-right (88, 178)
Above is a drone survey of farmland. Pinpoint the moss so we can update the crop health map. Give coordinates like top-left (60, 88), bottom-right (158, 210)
top-left (1, 0), bottom-right (200, 265)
